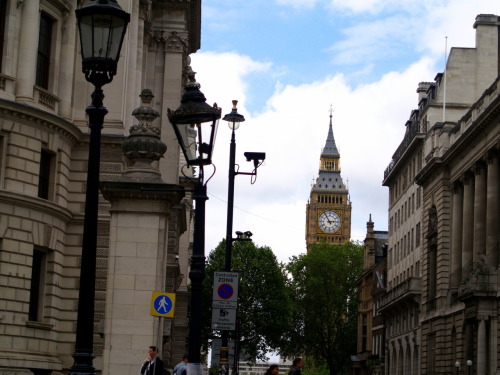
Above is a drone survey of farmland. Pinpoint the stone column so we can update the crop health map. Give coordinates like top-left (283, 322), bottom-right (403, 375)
top-left (100, 90), bottom-right (181, 375)
top-left (100, 183), bottom-right (184, 375)
top-left (485, 150), bottom-right (499, 265)
top-left (472, 161), bottom-right (487, 262)
top-left (15, 1), bottom-right (40, 102)
top-left (159, 31), bottom-right (186, 184)
top-left (58, 9), bottom-right (77, 119)
top-left (451, 181), bottom-right (463, 287)
top-left (476, 317), bottom-right (487, 375)
top-left (462, 172), bottom-right (474, 274)
top-left (124, 1), bottom-right (140, 132)
top-left (489, 316), bottom-right (497, 375)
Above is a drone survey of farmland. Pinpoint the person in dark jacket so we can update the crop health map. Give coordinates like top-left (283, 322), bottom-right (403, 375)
top-left (140, 346), bottom-right (165, 375)
top-left (288, 358), bottom-right (303, 375)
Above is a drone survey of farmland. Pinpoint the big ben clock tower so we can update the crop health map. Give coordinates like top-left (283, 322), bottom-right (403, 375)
top-left (306, 109), bottom-right (351, 246)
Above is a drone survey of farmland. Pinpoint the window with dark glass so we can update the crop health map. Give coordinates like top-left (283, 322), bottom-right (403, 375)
top-left (0, 0), bottom-right (7, 72)
top-left (0, 133), bottom-right (4, 182)
top-left (38, 149), bottom-right (54, 199)
top-left (29, 249), bottom-right (46, 321)
top-left (36, 12), bottom-right (53, 89)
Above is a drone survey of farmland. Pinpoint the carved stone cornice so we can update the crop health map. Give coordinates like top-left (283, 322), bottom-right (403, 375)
top-left (47, 0), bottom-right (72, 13)
top-left (443, 77), bottom-right (500, 165)
top-left (0, 98), bottom-right (82, 145)
top-left (0, 190), bottom-right (73, 223)
top-left (100, 181), bottom-right (185, 207)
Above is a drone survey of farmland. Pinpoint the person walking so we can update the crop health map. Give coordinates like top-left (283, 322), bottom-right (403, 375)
top-left (265, 364), bottom-right (279, 375)
top-left (140, 346), bottom-right (165, 375)
top-left (288, 358), bottom-right (303, 375)
top-left (173, 354), bottom-right (189, 375)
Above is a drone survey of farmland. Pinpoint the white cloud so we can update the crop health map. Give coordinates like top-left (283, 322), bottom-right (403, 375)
top-left (275, 0), bottom-right (321, 10)
top-left (190, 2), bottom-right (499, 263)
top-left (191, 50), bottom-right (436, 262)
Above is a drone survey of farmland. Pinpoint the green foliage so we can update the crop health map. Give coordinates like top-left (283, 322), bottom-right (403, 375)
top-left (201, 239), bottom-right (292, 362)
top-left (283, 241), bottom-right (364, 375)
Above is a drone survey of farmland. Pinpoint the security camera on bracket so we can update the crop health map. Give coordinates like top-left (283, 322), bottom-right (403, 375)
top-left (244, 152), bottom-right (266, 168)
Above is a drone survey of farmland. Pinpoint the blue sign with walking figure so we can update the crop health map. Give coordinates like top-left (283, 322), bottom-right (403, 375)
top-left (150, 291), bottom-right (176, 317)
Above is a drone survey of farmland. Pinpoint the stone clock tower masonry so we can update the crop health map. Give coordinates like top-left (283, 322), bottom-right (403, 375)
top-left (306, 110), bottom-right (352, 246)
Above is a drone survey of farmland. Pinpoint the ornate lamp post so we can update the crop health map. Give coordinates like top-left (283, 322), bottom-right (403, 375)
top-left (455, 361), bottom-right (460, 375)
top-left (72, 1), bottom-right (129, 375)
top-left (168, 81), bottom-right (221, 366)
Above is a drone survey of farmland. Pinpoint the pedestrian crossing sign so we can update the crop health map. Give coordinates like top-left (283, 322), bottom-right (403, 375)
top-left (150, 291), bottom-right (176, 317)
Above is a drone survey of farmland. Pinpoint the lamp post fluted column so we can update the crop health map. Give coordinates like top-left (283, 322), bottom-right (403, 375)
top-left (71, 87), bottom-right (107, 375)
top-left (188, 182), bottom-right (208, 364)
top-left (72, 1), bottom-right (129, 374)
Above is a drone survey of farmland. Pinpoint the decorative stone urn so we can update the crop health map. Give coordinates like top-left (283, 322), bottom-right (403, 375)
top-left (121, 89), bottom-right (167, 182)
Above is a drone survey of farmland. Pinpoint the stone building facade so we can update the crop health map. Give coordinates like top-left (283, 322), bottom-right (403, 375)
top-left (381, 13), bottom-right (500, 375)
top-left (0, 1), bottom-right (206, 374)
top-left (351, 216), bottom-right (387, 375)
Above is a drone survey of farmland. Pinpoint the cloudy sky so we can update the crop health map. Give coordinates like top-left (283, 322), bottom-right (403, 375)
top-left (189, 0), bottom-right (498, 263)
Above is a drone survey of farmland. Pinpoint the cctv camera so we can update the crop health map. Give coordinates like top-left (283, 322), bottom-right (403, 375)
top-left (244, 152), bottom-right (266, 162)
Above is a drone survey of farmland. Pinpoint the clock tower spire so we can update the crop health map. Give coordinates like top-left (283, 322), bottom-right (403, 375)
top-left (306, 109), bottom-right (352, 246)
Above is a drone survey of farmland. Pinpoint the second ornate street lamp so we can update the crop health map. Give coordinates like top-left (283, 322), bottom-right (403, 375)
top-left (219, 101), bottom-right (265, 375)
top-left (168, 80), bottom-right (221, 368)
top-left (71, 1), bottom-right (129, 375)
top-left (455, 361), bottom-right (460, 375)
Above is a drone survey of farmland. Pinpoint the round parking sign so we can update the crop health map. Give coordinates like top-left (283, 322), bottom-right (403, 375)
top-left (217, 283), bottom-right (234, 300)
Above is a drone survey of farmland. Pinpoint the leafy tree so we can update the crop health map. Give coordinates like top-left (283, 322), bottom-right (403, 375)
top-left (283, 242), bottom-right (363, 375)
top-left (201, 239), bottom-right (291, 362)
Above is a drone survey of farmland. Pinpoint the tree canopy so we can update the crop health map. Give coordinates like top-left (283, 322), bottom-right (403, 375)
top-left (283, 241), bottom-right (364, 375)
top-left (201, 239), bottom-right (291, 362)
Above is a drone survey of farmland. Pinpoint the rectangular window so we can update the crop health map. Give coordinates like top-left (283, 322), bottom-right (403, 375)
top-left (416, 222), bottom-right (421, 247)
top-left (36, 12), bottom-right (53, 89)
top-left (0, 133), bottom-right (4, 184)
top-left (0, 0), bottom-right (7, 72)
top-left (29, 249), bottom-right (47, 321)
top-left (38, 149), bottom-right (54, 199)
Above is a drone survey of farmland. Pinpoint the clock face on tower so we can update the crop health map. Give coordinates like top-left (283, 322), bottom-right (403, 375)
top-left (318, 211), bottom-right (341, 233)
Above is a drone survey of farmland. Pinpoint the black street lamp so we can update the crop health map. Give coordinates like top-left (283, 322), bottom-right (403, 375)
top-left (455, 361), bottom-right (460, 375)
top-left (219, 101), bottom-right (265, 375)
top-left (467, 360), bottom-right (473, 375)
top-left (168, 81), bottom-right (221, 366)
top-left (72, 2), bottom-right (129, 375)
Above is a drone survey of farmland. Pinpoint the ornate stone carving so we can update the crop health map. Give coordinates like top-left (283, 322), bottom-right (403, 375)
top-left (139, 0), bottom-right (151, 19)
top-left (121, 89), bottom-right (167, 182)
top-left (165, 31), bottom-right (188, 52)
top-left (148, 29), bottom-right (188, 52)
